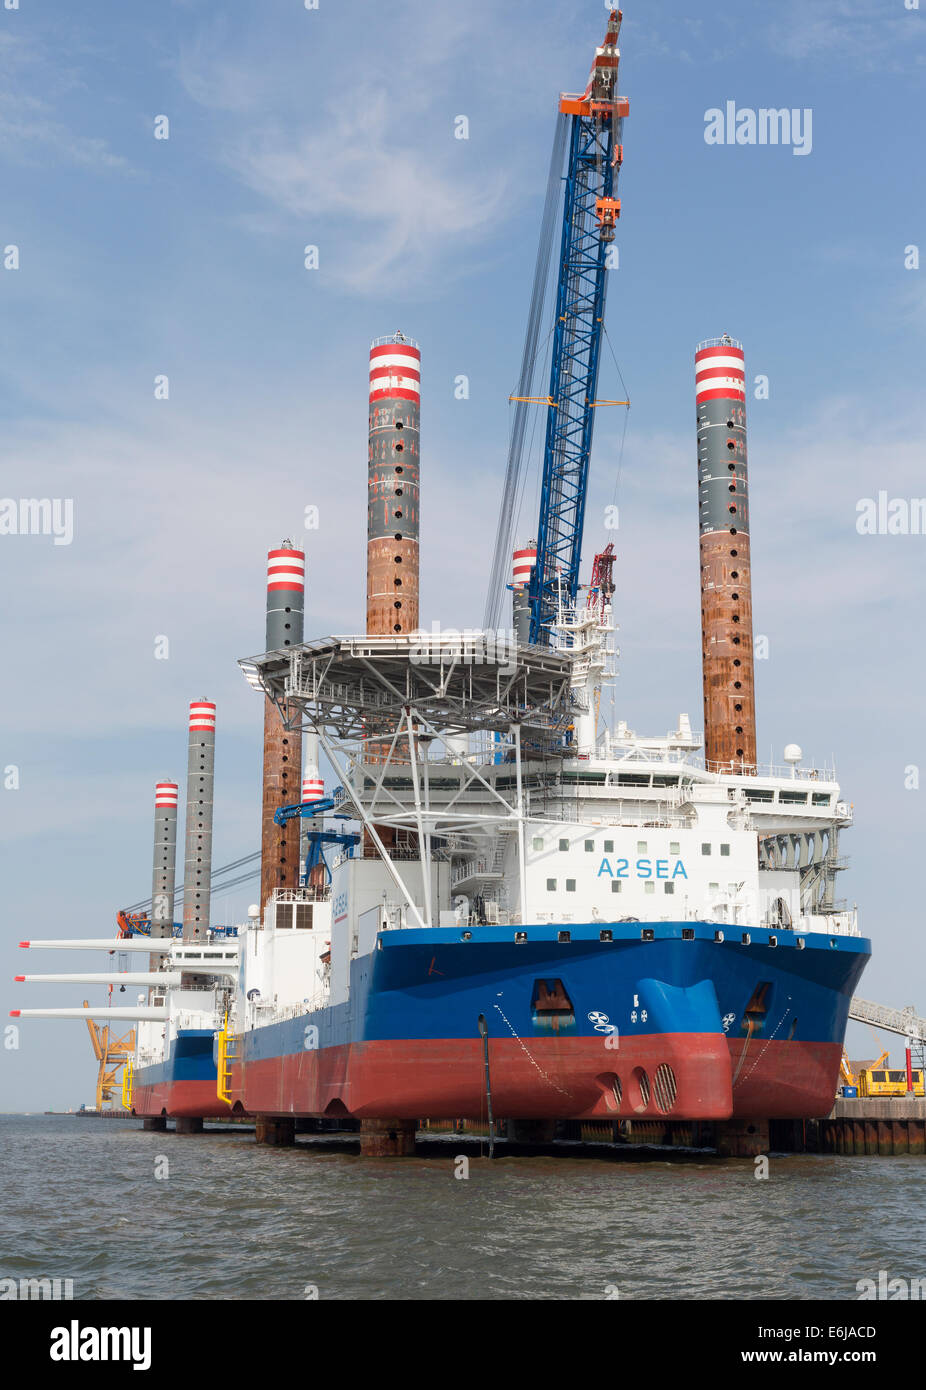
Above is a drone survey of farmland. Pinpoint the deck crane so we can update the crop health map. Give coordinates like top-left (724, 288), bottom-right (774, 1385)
top-left (273, 796), bottom-right (360, 885)
top-left (524, 10), bottom-right (628, 646)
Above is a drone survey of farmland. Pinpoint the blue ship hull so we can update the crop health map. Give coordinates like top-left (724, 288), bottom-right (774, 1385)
top-left (228, 921), bottom-right (870, 1122)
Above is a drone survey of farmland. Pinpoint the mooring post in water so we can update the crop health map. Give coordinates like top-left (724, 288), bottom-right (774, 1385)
top-left (478, 1013), bottom-right (494, 1158)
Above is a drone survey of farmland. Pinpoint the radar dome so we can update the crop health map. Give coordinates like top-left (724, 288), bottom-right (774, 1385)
top-left (783, 744), bottom-right (802, 764)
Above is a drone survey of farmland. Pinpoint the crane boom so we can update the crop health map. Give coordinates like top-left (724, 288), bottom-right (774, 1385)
top-left (528, 9), bottom-right (628, 645)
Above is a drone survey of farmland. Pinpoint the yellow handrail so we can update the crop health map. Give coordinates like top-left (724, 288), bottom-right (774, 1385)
top-left (121, 1061), bottom-right (134, 1111)
top-left (216, 1014), bottom-right (236, 1104)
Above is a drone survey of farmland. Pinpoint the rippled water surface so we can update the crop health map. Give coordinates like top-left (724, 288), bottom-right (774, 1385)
top-left (2, 1115), bottom-right (923, 1300)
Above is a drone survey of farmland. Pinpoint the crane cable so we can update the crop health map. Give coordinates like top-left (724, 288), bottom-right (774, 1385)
top-left (602, 322), bottom-right (631, 539)
top-left (483, 112), bottom-right (569, 631)
top-left (121, 851), bottom-right (262, 914)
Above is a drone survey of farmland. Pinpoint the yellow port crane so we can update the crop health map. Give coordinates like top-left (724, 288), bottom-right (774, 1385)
top-left (83, 1000), bottom-right (135, 1111)
top-left (840, 1048), bottom-right (888, 1089)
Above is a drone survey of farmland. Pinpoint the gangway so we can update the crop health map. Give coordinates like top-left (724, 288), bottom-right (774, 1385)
top-left (849, 997), bottom-right (926, 1044)
top-left (848, 997), bottom-right (926, 1090)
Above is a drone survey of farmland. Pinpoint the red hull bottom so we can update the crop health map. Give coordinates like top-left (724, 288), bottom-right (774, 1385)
top-left (131, 1040), bottom-right (844, 1125)
top-left (132, 1080), bottom-right (231, 1120)
top-left (728, 1038), bottom-right (842, 1119)
top-left (232, 1033), bottom-right (735, 1121)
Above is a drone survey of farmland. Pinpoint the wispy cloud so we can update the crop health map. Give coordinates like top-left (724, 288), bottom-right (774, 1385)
top-left (764, 0), bottom-right (926, 69)
top-left (0, 33), bottom-right (131, 172)
top-left (229, 92), bottom-right (507, 293)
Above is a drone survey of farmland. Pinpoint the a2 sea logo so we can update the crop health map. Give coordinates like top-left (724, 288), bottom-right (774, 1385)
top-left (332, 891), bottom-right (348, 923)
top-left (598, 857), bottom-right (688, 881)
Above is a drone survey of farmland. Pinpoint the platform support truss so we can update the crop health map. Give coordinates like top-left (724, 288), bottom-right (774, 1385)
top-left (241, 635), bottom-right (576, 928)
top-left (312, 712), bottom-right (532, 930)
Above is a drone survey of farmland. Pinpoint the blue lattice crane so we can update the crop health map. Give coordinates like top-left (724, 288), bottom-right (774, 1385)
top-left (526, 10), bottom-right (628, 645)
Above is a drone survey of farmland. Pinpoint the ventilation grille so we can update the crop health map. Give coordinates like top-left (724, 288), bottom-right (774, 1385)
top-left (653, 1063), bottom-right (677, 1114)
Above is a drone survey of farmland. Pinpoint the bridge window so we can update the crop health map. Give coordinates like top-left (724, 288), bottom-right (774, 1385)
top-left (546, 878), bottom-right (557, 892)
top-left (720, 844), bottom-right (730, 857)
top-left (566, 879), bottom-right (576, 893)
top-left (559, 839), bottom-right (569, 852)
top-left (532, 837), bottom-right (544, 851)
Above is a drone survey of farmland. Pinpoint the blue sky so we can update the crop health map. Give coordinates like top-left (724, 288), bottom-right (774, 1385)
top-left (1, 0), bottom-right (925, 1107)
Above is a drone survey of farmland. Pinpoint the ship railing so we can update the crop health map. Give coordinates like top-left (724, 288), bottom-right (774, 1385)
top-left (697, 335), bottom-right (744, 353)
top-left (371, 333), bottom-right (421, 350)
top-left (333, 844), bottom-right (450, 868)
top-left (451, 857), bottom-right (500, 886)
top-left (697, 759), bottom-right (839, 783)
top-left (545, 798), bottom-right (694, 828)
top-left (795, 911), bottom-right (861, 938)
top-left (173, 1009), bottom-right (223, 1031)
top-left (467, 903), bottom-right (519, 926)
top-left (270, 886), bottom-right (329, 903)
top-left (755, 763), bottom-right (838, 783)
top-left (248, 994), bottom-right (330, 1026)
